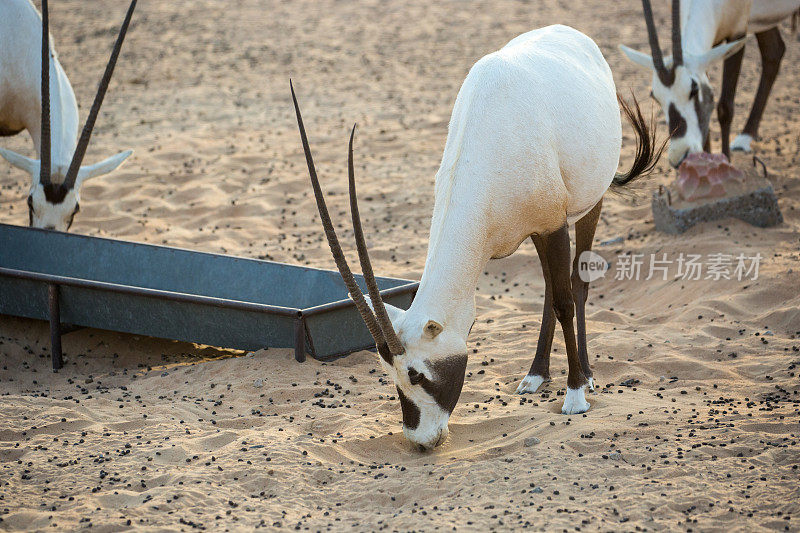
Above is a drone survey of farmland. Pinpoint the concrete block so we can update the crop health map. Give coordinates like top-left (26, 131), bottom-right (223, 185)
top-left (652, 156), bottom-right (783, 234)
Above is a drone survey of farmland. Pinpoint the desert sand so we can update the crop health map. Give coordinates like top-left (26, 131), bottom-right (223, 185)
top-left (1, 0), bottom-right (799, 530)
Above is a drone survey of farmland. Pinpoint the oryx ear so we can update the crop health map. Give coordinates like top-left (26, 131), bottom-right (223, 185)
top-left (690, 39), bottom-right (745, 69)
top-left (363, 296), bottom-right (406, 328)
top-left (76, 149), bottom-right (133, 185)
top-left (620, 45), bottom-right (655, 71)
top-left (0, 148), bottom-right (38, 175)
top-left (423, 320), bottom-right (443, 339)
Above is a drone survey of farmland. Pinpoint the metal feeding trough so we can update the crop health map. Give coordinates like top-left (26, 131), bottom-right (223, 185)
top-left (0, 223), bottom-right (417, 370)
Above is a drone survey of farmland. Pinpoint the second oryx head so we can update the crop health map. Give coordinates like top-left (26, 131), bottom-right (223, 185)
top-left (0, 0), bottom-right (137, 231)
top-left (620, 0), bottom-right (743, 167)
top-left (291, 83), bottom-right (468, 451)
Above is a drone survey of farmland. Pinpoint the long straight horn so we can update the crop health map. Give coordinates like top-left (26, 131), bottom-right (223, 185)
top-left (39, 0), bottom-right (51, 185)
top-left (346, 126), bottom-right (404, 356)
top-left (671, 0), bottom-right (683, 67)
top-left (289, 81), bottom-right (393, 363)
top-left (63, 0), bottom-right (137, 189)
top-left (641, 0), bottom-right (674, 85)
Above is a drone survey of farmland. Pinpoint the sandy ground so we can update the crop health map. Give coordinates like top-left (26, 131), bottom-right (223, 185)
top-left (1, 0), bottom-right (800, 530)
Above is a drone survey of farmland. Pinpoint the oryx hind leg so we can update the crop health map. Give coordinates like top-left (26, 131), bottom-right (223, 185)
top-left (570, 199), bottom-right (603, 392)
top-left (718, 43), bottom-right (745, 158)
top-left (541, 222), bottom-right (590, 414)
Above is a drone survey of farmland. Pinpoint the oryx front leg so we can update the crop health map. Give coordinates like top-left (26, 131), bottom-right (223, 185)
top-left (543, 222), bottom-right (590, 415)
top-left (718, 45), bottom-right (745, 158)
top-left (737, 27), bottom-right (785, 153)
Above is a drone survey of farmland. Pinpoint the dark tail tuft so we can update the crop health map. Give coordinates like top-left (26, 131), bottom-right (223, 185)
top-left (612, 92), bottom-right (666, 186)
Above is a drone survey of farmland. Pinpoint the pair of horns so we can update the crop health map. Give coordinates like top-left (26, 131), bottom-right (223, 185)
top-left (39, 0), bottom-right (137, 188)
top-left (290, 81), bottom-right (404, 362)
top-left (641, 0), bottom-right (682, 85)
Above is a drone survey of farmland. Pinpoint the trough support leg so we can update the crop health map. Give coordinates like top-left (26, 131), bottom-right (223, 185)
top-left (293, 316), bottom-right (306, 363)
top-left (48, 284), bottom-right (63, 372)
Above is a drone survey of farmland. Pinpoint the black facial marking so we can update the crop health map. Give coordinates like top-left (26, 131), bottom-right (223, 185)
top-left (694, 83), bottom-right (715, 143)
top-left (689, 79), bottom-right (699, 100)
top-left (407, 368), bottom-right (423, 385)
top-left (662, 67), bottom-right (677, 88)
top-left (668, 103), bottom-right (687, 138)
top-left (419, 354), bottom-right (468, 414)
top-left (64, 203), bottom-right (80, 231)
top-left (396, 387), bottom-right (420, 430)
top-left (42, 183), bottom-right (70, 204)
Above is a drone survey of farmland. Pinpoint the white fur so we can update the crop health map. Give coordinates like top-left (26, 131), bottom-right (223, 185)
top-left (562, 386), bottom-right (590, 415)
top-left (516, 373), bottom-right (593, 396)
top-left (0, 0), bottom-right (132, 231)
top-left (375, 25), bottom-right (621, 447)
top-left (515, 374), bottom-right (547, 394)
top-left (621, 0), bottom-right (800, 167)
top-left (731, 133), bottom-right (753, 152)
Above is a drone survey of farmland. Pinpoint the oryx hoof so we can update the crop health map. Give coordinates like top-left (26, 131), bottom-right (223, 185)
top-left (516, 374), bottom-right (548, 394)
top-left (561, 385), bottom-right (590, 414)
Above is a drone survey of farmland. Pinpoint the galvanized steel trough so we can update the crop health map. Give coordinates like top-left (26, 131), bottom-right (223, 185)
top-left (0, 223), bottom-right (417, 370)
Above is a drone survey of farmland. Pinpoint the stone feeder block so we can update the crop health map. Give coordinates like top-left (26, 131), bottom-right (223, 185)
top-left (652, 154), bottom-right (783, 234)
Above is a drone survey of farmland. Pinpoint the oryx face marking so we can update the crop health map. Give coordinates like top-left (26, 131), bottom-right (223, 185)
top-left (396, 387), bottom-right (421, 430)
top-left (27, 182), bottom-right (80, 231)
top-left (650, 66), bottom-right (714, 168)
top-left (377, 322), bottom-right (468, 451)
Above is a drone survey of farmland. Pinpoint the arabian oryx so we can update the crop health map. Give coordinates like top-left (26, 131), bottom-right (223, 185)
top-left (621, 0), bottom-right (800, 168)
top-left (0, 0), bottom-right (137, 231)
top-left (290, 24), bottom-right (663, 450)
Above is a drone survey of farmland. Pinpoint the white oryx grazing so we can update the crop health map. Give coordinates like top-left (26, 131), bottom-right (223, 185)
top-left (621, 0), bottom-right (800, 168)
top-left (290, 24), bottom-right (663, 450)
top-left (0, 0), bottom-right (137, 231)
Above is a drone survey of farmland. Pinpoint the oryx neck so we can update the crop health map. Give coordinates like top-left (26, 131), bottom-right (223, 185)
top-left (410, 195), bottom-right (487, 339)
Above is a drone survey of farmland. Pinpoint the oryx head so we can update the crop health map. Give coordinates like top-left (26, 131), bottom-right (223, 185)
top-left (291, 83), bottom-right (468, 451)
top-left (620, 0), bottom-right (744, 168)
top-left (0, 0), bottom-right (136, 231)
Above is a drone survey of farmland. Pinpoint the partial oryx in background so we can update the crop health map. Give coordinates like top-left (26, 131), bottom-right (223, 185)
top-left (0, 0), bottom-right (137, 231)
top-left (621, 0), bottom-right (800, 168)
top-left (291, 25), bottom-right (662, 450)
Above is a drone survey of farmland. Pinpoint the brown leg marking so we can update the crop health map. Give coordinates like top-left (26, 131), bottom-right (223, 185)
top-left (524, 235), bottom-right (556, 383)
top-left (742, 27), bottom-right (785, 140)
top-left (718, 45), bottom-right (745, 158)
top-left (570, 200), bottom-right (602, 390)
